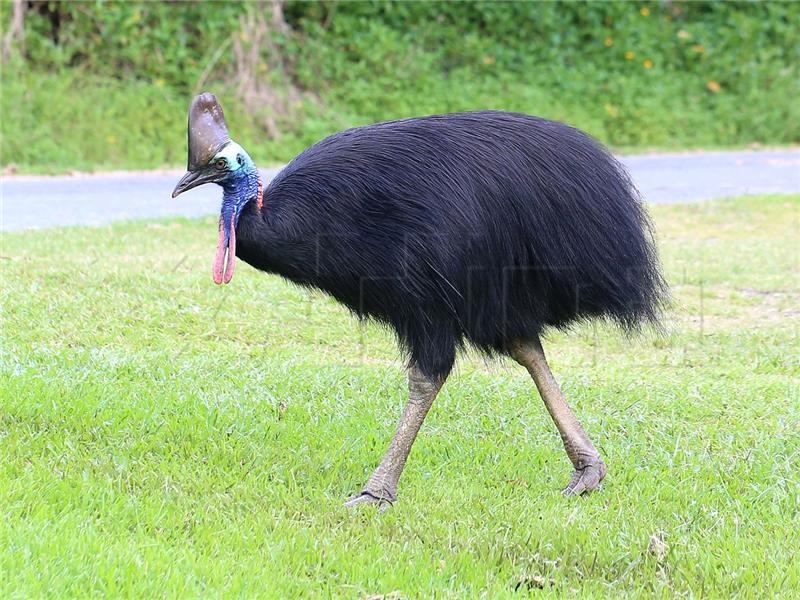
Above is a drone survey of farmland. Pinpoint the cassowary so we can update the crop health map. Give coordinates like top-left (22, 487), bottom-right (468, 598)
top-left (173, 93), bottom-right (666, 508)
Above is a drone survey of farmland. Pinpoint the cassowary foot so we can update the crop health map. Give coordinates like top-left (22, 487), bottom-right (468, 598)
top-left (344, 489), bottom-right (395, 511)
top-left (562, 458), bottom-right (606, 496)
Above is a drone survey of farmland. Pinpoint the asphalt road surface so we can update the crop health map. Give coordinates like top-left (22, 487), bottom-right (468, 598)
top-left (2, 150), bottom-right (798, 232)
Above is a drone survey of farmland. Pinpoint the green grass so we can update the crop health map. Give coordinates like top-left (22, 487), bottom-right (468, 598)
top-left (3, 65), bottom-right (798, 176)
top-left (1, 195), bottom-right (798, 597)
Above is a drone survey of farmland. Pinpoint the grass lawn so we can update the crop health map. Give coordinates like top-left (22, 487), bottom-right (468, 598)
top-left (1, 194), bottom-right (798, 597)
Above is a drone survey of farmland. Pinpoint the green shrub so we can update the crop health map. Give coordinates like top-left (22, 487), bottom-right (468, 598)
top-left (2, 1), bottom-right (798, 172)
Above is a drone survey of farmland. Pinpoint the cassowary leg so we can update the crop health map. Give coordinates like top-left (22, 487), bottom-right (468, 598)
top-left (344, 365), bottom-right (445, 509)
top-left (510, 337), bottom-right (606, 496)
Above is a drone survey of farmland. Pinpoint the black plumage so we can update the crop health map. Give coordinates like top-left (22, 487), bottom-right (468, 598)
top-left (174, 99), bottom-right (668, 501)
top-left (235, 111), bottom-right (666, 379)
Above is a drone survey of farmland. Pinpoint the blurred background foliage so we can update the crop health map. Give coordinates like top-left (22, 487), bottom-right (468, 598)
top-left (1, 0), bottom-right (798, 173)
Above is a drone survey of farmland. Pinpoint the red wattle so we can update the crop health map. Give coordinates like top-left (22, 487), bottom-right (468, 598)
top-left (224, 214), bottom-right (236, 284)
top-left (212, 218), bottom-right (226, 285)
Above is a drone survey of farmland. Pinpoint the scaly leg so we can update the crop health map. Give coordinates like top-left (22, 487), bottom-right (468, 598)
top-left (345, 365), bottom-right (445, 509)
top-left (510, 336), bottom-right (606, 495)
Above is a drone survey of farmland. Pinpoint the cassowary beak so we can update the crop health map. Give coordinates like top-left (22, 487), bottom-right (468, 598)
top-left (171, 168), bottom-right (219, 198)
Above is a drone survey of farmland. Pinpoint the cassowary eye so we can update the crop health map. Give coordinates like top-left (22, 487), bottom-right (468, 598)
top-left (215, 158), bottom-right (226, 170)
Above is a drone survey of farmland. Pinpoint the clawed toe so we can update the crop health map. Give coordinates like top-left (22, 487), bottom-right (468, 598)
top-left (562, 460), bottom-right (606, 496)
top-left (344, 490), bottom-right (394, 511)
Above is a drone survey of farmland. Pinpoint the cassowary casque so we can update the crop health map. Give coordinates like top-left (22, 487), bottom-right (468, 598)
top-left (173, 93), bottom-right (667, 508)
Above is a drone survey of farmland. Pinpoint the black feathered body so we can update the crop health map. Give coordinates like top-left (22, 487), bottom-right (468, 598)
top-left (236, 111), bottom-right (666, 378)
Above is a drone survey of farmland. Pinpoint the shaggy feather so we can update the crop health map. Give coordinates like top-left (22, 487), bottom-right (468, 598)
top-left (235, 111), bottom-right (668, 378)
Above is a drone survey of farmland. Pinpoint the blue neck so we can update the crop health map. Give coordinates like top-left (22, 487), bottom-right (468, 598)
top-left (222, 167), bottom-right (259, 217)
top-left (219, 163), bottom-right (259, 248)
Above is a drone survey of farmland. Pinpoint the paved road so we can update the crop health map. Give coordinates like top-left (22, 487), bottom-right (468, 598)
top-left (1, 150), bottom-right (798, 231)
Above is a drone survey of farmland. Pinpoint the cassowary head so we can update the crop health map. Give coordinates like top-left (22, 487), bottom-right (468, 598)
top-left (172, 93), bottom-right (261, 284)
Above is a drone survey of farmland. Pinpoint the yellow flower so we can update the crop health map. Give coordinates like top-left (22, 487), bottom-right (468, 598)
top-left (625, 51), bottom-right (635, 60)
top-left (691, 44), bottom-right (705, 54)
top-left (707, 80), bottom-right (721, 93)
top-left (640, 7), bottom-right (650, 17)
top-left (604, 103), bottom-right (619, 118)
top-left (643, 59), bottom-right (654, 69)
top-left (604, 37), bottom-right (614, 47)
top-left (482, 55), bottom-right (495, 65)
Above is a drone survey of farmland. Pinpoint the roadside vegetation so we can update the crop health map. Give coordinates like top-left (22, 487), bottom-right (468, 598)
top-left (2, 1), bottom-right (798, 173)
top-left (1, 195), bottom-right (798, 596)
